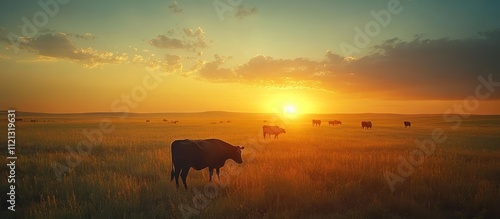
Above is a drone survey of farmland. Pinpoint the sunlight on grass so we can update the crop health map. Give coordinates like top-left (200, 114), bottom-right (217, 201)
top-left (0, 114), bottom-right (499, 218)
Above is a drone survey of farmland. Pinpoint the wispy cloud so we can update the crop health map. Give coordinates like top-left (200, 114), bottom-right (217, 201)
top-left (168, 1), bottom-right (183, 14)
top-left (7, 32), bottom-right (127, 68)
top-left (72, 32), bottom-right (96, 40)
top-left (0, 28), bottom-right (187, 71)
top-left (149, 27), bottom-right (210, 52)
top-left (149, 35), bottom-right (186, 49)
top-left (235, 5), bottom-right (257, 20)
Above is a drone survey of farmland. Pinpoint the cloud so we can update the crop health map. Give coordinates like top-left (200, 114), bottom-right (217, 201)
top-left (149, 35), bottom-right (186, 49)
top-left (165, 54), bottom-right (181, 65)
top-left (149, 27), bottom-right (210, 52)
top-left (168, 1), bottom-right (183, 14)
top-left (0, 27), bottom-right (16, 45)
top-left (129, 53), bottom-right (182, 72)
top-left (183, 27), bottom-right (204, 38)
top-left (73, 33), bottom-right (96, 40)
top-left (328, 30), bottom-right (500, 99)
top-left (235, 55), bottom-right (320, 82)
top-left (1, 29), bottom-right (184, 72)
top-left (192, 29), bottom-right (500, 100)
top-left (0, 26), bottom-right (10, 43)
top-left (132, 54), bottom-right (145, 63)
top-left (190, 54), bottom-right (321, 89)
top-left (14, 32), bottom-right (127, 68)
top-left (195, 54), bottom-right (234, 81)
top-left (235, 5), bottom-right (257, 20)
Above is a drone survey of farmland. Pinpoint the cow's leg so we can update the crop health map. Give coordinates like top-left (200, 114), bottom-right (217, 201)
top-left (174, 165), bottom-right (181, 189)
top-left (209, 167), bottom-right (214, 181)
top-left (216, 168), bottom-right (220, 180)
top-left (180, 167), bottom-right (190, 189)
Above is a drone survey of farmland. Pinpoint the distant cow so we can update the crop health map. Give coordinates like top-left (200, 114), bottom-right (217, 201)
top-left (329, 120), bottom-right (342, 126)
top-left (163, 119), bottom-right (168, 122)
top-left (170, 139), bottom-right (244, 189)
top-left (263, 125), bottom-right (286, 139)
top-left (312, 120), bottom-right (321, 126)
top-left (146, 120), bottom-right (150, 123)
top-left (404, 121), bottom-right (411, 128)
top-left (361, 121), bottom-right (372, 129)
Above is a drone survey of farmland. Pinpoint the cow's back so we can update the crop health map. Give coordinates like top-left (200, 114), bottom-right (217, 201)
top-left (192, 139), bottom-right (227, 157)
top-left (178, 139), bottom-right (233, 169)
top-left (263, 125), bottom-right (274, 134)
top-left (263, 125), bottom-right (284, 134)
top-left (171, 140), bottom-right (208, 170)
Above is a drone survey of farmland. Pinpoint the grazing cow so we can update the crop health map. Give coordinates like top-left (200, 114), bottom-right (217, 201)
top-left (404, 121), bottom-right (411, 128)
top-left (170, 139), bottom-right (244, 189)
top-left (263, 125), bottom-right (286, 139)
top-left (312, 120), bottom-right (321, 126)
top-left (146, 120), bottom-right (150, 123)
top-left (328, 120), bottom-right (342, 126)
top-left (163, 119), bottom-right (168, 122)
top-left (361, 121), bottom-right (372, 129)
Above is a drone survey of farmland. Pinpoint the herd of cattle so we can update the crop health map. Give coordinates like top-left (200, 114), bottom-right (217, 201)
top-left (262, 120), bottom-right (412, 138)
top-left (170, 119), bottom-right (413, 189)
top-left (314, 120), bottom-right (411, 129)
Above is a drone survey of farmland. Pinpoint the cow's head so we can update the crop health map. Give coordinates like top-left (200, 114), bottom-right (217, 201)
top-left (281, 128), bottom-right (286, 133)
top-left (232, 146), bottom-right (245, 164)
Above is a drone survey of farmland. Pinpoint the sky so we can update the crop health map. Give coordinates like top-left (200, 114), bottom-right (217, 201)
top-left (1, 0), bottom-right (500, 114)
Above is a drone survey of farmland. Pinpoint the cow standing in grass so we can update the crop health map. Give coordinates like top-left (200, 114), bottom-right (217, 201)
top-left (263, 125), bottom-right (286, 139)
top-left (312, 120), bottom-right (321, 126)
top-left (329, 120), bottom-right (342, 126)
top-left (170, 139), bottom-right (244, 189)
top-left (404, 121), bottom-right (411, 128)
top-left (362, 121), bottom-right (372, 129)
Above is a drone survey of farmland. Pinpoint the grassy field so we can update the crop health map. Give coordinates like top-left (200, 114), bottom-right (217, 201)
top-left (1, 112), bottom-right (499, 218)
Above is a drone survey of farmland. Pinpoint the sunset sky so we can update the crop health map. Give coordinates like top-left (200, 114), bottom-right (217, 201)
top-left (1, 0), bottom-right (500, 114)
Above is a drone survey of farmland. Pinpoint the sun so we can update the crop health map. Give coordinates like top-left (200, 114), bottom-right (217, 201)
top-left (283, 104), bottom-right (297, 115)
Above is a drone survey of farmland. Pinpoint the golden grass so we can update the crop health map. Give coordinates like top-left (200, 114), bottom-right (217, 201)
top-left (0, 113), bottom-right (499, 218)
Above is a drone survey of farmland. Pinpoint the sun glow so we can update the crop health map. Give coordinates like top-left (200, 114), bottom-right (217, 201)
top-left (283, 104), bottom-right (297, 115)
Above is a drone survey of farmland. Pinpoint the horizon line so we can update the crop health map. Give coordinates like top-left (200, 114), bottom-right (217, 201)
top-left (2, 110), bottom-right (500, 116)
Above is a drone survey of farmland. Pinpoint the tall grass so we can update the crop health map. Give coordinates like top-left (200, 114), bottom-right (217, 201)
top-left (0, 114), bottom-right (499, 218)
